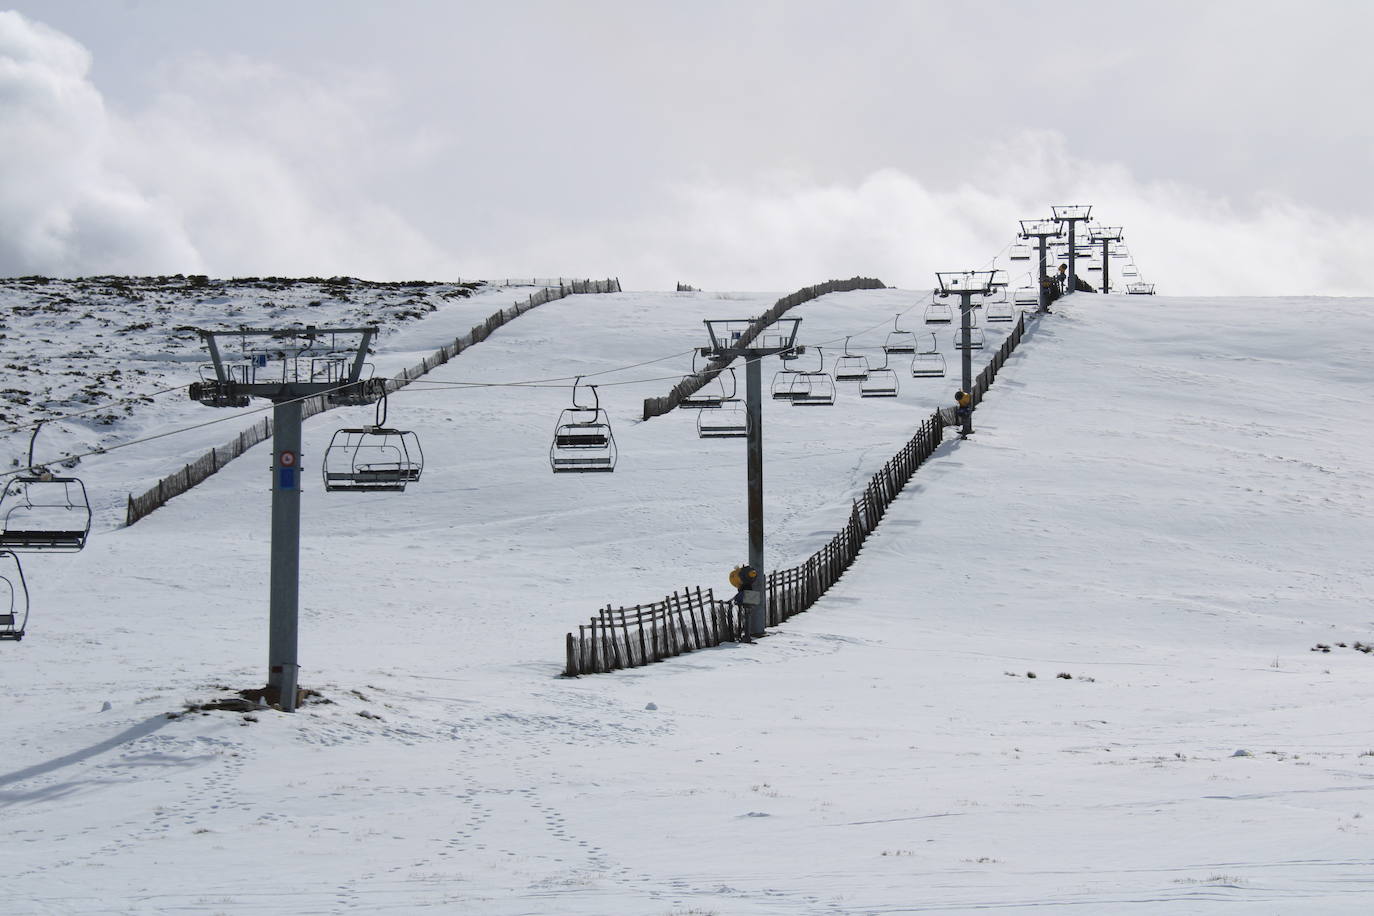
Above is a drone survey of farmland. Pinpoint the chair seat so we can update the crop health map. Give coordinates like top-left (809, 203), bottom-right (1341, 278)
top-left (0, 530), bottom-right (85, 549)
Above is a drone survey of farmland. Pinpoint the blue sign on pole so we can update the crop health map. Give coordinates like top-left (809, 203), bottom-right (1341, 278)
top-left (278, 467), bottom-right (297, 491)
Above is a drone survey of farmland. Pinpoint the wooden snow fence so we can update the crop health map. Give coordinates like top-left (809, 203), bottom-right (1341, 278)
top-left (564, 587), bottom-right (744, 676)
top-left (125, 278), bottom-right (621, 526)
top-left (641, 276), bottom-right (887, 421)
top-left (565, 308), bottom-right (1035, 676)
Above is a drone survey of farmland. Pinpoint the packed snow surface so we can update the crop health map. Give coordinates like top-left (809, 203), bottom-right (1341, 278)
top-left (4, 286), bottom-right (1373, 914)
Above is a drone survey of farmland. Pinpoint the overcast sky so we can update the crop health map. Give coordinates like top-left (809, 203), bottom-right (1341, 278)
top-left (2, 1), bottom-right (1371, 294)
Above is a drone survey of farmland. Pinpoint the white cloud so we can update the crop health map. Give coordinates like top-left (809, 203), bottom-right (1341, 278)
top-left (0, 11), bottom-right (200, 275)
top-left (496, 132), bottom-right (1374, 296)
top-left (0, 11), bottom-right (452, 280)
top-left (2, 11), bottom-right (1370, 296)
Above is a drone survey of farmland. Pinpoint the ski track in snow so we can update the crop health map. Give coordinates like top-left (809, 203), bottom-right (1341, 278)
top-left (3, 287), bottom-right (1374, 913)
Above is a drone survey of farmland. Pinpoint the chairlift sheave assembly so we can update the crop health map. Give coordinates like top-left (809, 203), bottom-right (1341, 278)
top-left (833, 337), bottom-right (870, 382)
top-left (550, 377), bottom-right (618, 472)
top-left (0, 550), bottom-right (29, 641)
top-left (910, 333), bottom-right (946, 378)
top-left (322, 391), bottom-right (424, 492)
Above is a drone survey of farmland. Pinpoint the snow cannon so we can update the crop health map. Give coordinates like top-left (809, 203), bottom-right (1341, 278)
top-left (729, 565), bottom-right (760, 608)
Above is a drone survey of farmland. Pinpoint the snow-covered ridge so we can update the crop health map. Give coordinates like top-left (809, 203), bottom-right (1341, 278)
top-left (0, 274), bottom-right (481, 457)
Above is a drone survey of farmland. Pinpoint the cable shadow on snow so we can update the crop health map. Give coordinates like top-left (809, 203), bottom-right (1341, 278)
top-left (0, 714), bottom-right (179, 803)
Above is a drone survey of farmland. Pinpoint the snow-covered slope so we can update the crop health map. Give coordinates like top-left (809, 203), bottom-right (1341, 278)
top-left (4, 289), bottom-right (1373, 914)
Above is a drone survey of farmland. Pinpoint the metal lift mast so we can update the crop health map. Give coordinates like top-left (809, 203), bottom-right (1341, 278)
top-left (190, 325), bottom-right (378, 712)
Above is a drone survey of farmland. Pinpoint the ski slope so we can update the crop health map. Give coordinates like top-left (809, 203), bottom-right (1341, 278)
top-left (5, 287), bottom-right (1374, 914)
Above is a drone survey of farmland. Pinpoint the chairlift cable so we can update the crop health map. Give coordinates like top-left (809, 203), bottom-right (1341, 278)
top-left (2, 283), bottom-right (992, 478)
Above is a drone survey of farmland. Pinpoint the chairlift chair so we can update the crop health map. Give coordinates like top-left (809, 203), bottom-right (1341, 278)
top-left (910, 333), bottom-right (947, 378)
top-left (678, 357), bottom-right (735, 409)
top-left (697, 399), bottom-right (748, 438)
top-left (954, 327), bottom-right (986, 350)
top-left (859, 352), bottom-right (899, 398)
top-left (0, 551), bottom-right (29, 640)
top-left (985, 300), bottom-right (1015, 322)
top-left (792, 347), bottom-right (836, 407)
top-left (771, 364), bottom-right (808, 400)
top-left (1127, 282), bottom-right (1156, 295)
top-left (1013, 288), bottom-right (1039, 308)
top-left (0, 472), bottom-right (92, 553)
top-left (883, 315), bottom-right (919, 354)
top-left (322, 392), bottom-right (424, 492)
top-left (1009, 243), bottom-right (1032, 261)
top-left (833, 337), bottom-right (870, 382)
top-left (549, 378), bottom-right (617, 472)
top-left (924, 301), bottom-right (954, 324)
top-left (1123, 266), bottom-right (1139, 277)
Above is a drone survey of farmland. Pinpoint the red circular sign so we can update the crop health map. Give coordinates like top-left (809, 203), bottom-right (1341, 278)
top-left (279, 450), bottom-right (297, 467)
